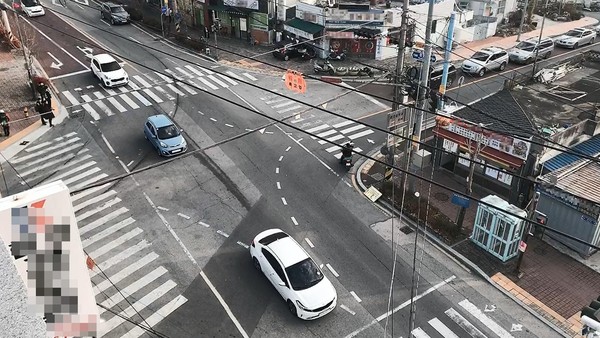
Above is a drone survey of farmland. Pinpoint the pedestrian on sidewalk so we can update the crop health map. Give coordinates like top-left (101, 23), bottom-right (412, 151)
top-left (42, 109), bottom-right (55, 127)
top-left (0, 110), bottom-right (10, 137)
top-left (35, 99), bottom-right (47, 125)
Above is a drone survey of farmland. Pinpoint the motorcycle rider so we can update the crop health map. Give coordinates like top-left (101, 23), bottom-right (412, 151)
top-left (340, 141), bottom-right (354, 163)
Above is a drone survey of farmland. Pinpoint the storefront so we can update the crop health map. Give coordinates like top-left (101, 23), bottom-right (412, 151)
top-left (207, 5), bottom-right (251, 40)
top-left (434, 116), bottom-right (532, 204)
top-left (326, 30), bottom-right (381, 59)
top-left (283, 18), bottom-right (325, 57)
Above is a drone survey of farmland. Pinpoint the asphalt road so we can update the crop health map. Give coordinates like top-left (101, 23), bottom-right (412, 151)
top-left (1, 2), bottom-right (566, 338)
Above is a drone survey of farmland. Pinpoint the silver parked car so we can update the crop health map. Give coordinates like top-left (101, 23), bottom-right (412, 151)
top-left (461, 47), bottom-right (509, 77)
top-left (508, 37), bottom-right (554, 64)
top-left (555, 28), bottom-right (596, 48)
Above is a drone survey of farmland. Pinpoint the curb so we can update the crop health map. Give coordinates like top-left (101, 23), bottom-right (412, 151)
top-left (353, 155), bottom-right (572, 338)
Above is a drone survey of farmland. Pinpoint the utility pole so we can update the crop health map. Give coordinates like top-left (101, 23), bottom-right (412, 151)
top-left (212, 18), bottom-right (220, 60)
top-left (438, 11), bottom-right (455, 111)
top-left (515, 191), bottom-right (540, 277)
top-left (391, 0), bottom-right (410, 111)
top-left (413, 0), bottom-right (436, 154)
top-left (13, 11), bottom-right (34, 98)
top-left (516, 0), bottom-right (529, 42)
top-left (456, 130), bottom-right (485, 230)
top-left (531, 0), bottom-right (550, 78)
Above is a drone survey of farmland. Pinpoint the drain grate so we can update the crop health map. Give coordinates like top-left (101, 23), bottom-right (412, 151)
top-left (400, 225), bottom-right (414, 234)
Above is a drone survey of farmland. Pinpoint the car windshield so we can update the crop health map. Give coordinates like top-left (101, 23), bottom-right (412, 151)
top-left (471, 52), bottom-right (490, 62)
top-left (515, 42), bottom-right (536, 52)
top-left (565, 30), bottom-right (583, 37)
top-left (100, 61), bottom-right (121, 72)
top-left (285, 258), bottom-right (324, 291)
top-left (157, 124), bottom-right (180, 139)
top-left (111, 6), bottom-right (125, 12)
top-left (22, 0), bottom-right (40, 6)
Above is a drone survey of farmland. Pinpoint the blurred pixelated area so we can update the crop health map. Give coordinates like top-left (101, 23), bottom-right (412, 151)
top-left (0, 181), bottom-right (98, 337)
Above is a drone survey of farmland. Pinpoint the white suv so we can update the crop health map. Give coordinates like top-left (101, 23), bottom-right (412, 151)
top-left (555, 28), bottom-right (596, 48)
top-left (90, 54), bottom-right (129, 88)
top-left (461, 47), bottom-right (509, 77)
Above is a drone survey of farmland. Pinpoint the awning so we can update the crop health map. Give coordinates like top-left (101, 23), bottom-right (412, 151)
top-left (207, 4), bottom-right (249, 16)
top-left (284, 18), bottom-right (324, 40)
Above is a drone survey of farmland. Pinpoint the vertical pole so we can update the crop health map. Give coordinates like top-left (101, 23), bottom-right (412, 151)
top-left (531, 0), bottom-right (549, 78)
top-left (392, 0), bottom-right (410, 111)
top-left (515, 191), bottom-right (540, 277)
top-left (213, 20), bottom-right (219, 60)
top-left (516, 0), bottom-right (529, 42)
top-left (414, 0), bottom-right (435, 154)
top-left (456, 133), bottom-right (482, 229)
top-left (438, 11), bottom-right (455, 110)
top-left (13, 12), bottom-right (34, 98)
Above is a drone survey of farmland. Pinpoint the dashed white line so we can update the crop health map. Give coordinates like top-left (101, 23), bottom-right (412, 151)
top-left (198, 111), bottom-right (204, 115)
top-left (101, 134), bottom-right (116, 154)
top-left (275, 167), bottom-right (279, 174)
top-left (225, 124), bottom-right (234, 128)
top-left (210, 118), bottom-right (217, 122)
top-left (276, 182), bottom-right (281, 190)
top-left (237, 241), bottom-right (249, 249)
top-left (285, 146), bottom-right (291, 152)
top-left (326, 263), bottom-right (340, 277)
top-left (304, 238), bottom-right (314, 248)
top-left (178, 213), bottom-right (191, 220)
top-left (217, 230), bottom-right (229, 238)
top-left (291, 217), bottom-right (298, 226)
top-left (127, 160), bottom-right (134, 167)
top-left (350, 291), bottom-right (362, 303)
top-left (157, 206), bottom-right (169, 211)
top-left (340, 305), bottom-right (356, 315)
top-left (281, 197), bottom-right (287, 206)
top-left (199, 221), bottom-right (211, 228)
top-left (278, 156), bottom-right (284, 162)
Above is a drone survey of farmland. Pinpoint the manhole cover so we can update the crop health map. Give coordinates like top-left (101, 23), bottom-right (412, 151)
top-left (434, 192), bottom-right (449, 202)
top-left (370, 173), bottom-right (384, 181)
top-left (400, 225), bottom-right (414, 234)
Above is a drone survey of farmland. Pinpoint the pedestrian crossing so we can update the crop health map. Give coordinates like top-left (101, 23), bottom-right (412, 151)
top-left (259, 92), bottom-right (374, 159)
top-left (61, 64), bottom-right (259, 121)
top-left (10, 132), bottom-right (186, 337)
top-left (411, 299), bottom-right (518, 338)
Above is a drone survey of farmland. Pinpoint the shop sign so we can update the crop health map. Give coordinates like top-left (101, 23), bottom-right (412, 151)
top-left (284, 25), bottom-right (314, 40)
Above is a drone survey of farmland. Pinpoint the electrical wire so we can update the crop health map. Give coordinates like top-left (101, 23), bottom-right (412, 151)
top-left (19, 7), bottom-right (600, 248)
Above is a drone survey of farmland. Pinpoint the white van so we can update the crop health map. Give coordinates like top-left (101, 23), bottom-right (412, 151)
top-left (21, 0), bottom-right (45, 17)
top-left (508, 37), bottom-right (554, 64)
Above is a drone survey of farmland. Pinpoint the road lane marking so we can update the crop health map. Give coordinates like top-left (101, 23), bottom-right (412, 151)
top-left (82, 217), bottom-right (135, 247)
top-left (333, 120), bottom-right (354, 128)
top-left (350, 291), bottom-right (362, 303)
top-left (73, 188), bottom-right (114, 212)
top-left (277, 105), bottom-right (302, 114)
top-left (186, 65), bottom-right (205, 76)
top-left (107, 97), bottom-right (127, 113)
top-left (93, 91), bottom-right (105, 99)
top-left (70, 182), bottom-right (109, 203)
top-left (266, 97), bottom-right (287, 105)
top-left (155, 86), bottom-right (175, 100)
top-left (127, 160), bottom-right (134, 167)
top-left (285, 146), bottom-right (291, 152)
top-left (90, 240), bottom-right (150, 277)
top-left (316, 129), bottom-right (337, 138)
top-left (167, 83), bottom-right (186, 96)
top-left (89, 228), bottom-right (144, 260)
top-left (210, 118), bottom-right (217, 122)
top-left (71, 173), bottom-right (109, 191)
top-left (340, 305), bottom-right (356, 315)
top-left (237, 241), bottom-right (249, 249)
top-left (157, 206), bottom-right (169, 211)
top-left (120, 94), bottom-right (139, 109)
top-left (218, 73), bottom-right (238, 85)
top-left (79, 207), bottom-right (129, 236)
top-left (340, 124), bottom-right (365, 135)
top-left (345, 275), bottom-right (457, 338)
top-left (131, 91), bottom-right (152, 106)
top-left (281, 197), bottom-right (287, 205)
top-left (178, 213), bottom-right (191, 220)
top-left (122, 295), bottom-right (188, 338)
top-left (175, 67), bottom-right (194, 78)
top-left (278, 156), bottom-right (283, 162)
top-left (305, 124), bottom-right (330, 134)
top-left (326, 263), bottom-right (339, 277)
top-left (101, 133), bottom-right (116, 153)
top-left (459, 299), bottom-right (513, 338)
top-left (291, 216), bottom-right (298, 225)
top-left (243, 73), bottom-right (257, 81)
top-left (49, 69), bottom-right (90, 80)
top-left (24, 20), bottom-right (90, 70)
top-left (348, 129), bottom-right (375, 140)
top-left (318, 134), bottom-right (344, 145)
top-left (198, 66), bottom-right (214, 74)
top-left (94, 252), bottom-right (158, 294)
top-left (62, 91), bottom-right (80, 105)
top-left (225, 123), bottom-right (234, 128)
top-left (304, 238), bottom-right (314, 248)
top-left (12, 137), bottom-right (81, 163)
top-left (276, 182), bottom-right (281, 190)
top-left (217, 230), bottom-right (229, 238)
top-left (199, 221), bottom-right (210, 228)
top-left (226, 70), bottom-right (242, 80)
top-left (61, 166), bottom-right (102, 189)
top-left (143, 88), bottom-right (163, 103)
top-left (178, 81), bottom-right (198, 95)
top-left (82, 103), bottom-right (101, 120)
top-left (411, 327), bottom-right (431, 338)
top-left (22, 132), bottom-right (78, 152)
top-left (197, 77), bottom-right (219, 90)
top-left (133, 75), bottom-right (151, 87)
top-left (13, 143), bottom-right (85, 169)
top-left (429, 318), bottom-right (460, 338)
top-left (94, 100), bottom-right (114, 117)
top-left (445, 308), bottom-right (487, 338)
top-left (208, 74), bottom-right (229, 88)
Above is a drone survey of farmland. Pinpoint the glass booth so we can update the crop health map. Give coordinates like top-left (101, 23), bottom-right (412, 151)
top-left (471, 195), bottom-right (527, 262)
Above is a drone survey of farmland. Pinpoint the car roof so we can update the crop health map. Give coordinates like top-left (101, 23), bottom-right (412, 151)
top-left (268, 236), bottom-right (309, 268)
top-left (478, 46), bottom-right (504, 54)
top-left (102, 2), bottom-right (121, 6)
top-left (94, 53), bottom-right (117, 63)
top-left (147, 114), bottom-right (174, 128)
top-left (572, 27), bottom-right (589, 32)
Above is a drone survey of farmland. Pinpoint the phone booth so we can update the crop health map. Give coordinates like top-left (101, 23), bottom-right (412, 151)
top-left (471, 195), bottom-right (527, 262)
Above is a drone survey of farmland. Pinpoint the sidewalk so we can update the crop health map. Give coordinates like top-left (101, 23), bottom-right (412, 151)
top-left (357, 153), bottom-right (600, 338)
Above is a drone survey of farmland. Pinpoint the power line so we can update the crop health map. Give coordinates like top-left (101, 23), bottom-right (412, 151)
top-left (20, 7), bottom-right (600, 248)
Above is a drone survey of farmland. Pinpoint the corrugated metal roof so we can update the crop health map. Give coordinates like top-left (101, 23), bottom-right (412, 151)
top-left (553, 161), bottom-right (600, 205)
top-left (543, 135), bottom-right (600, 172)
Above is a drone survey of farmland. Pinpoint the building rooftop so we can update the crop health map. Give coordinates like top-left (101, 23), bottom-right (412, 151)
top-left (542, 158), bottom-right (600, 205)
top-left (454, 89), bottom-right (536, 138)
top-left (542, 134), bottom-right (600, 172)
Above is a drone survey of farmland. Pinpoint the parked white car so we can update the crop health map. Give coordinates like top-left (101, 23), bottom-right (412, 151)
top-left (250, 228), bottom-right (337, 320)
top-left (90, 54), bottom-right (129, 88)
top-left (461, 47), bottom-right (509, 77)
top-left (555, 28), bottom-right (596, 48)
top-left (21, 0), bottom-right (45, 17)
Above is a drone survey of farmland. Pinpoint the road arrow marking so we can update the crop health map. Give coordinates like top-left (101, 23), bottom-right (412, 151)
top-left (510, 324), bottom-right (523, 332)
top-left (484, 304), bottom-right (497, 312)
top-left (48, 52), bottom-right (63, 69)
top-left (76, 46), bottom-right (94, 59)
top-left (322, 103), bottom-right (328, 109)
top-left (367, 138), bottom-right (374, 144)
top-left (259, 128), bottom-right (265, 134)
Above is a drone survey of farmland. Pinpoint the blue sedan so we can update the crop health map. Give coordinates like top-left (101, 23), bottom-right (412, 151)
top-left (143, 114), bottom-right (187, 156)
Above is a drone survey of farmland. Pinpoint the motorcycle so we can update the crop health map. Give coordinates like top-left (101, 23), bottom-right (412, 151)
top-left (327, 49), bottom-right (347, 61)
top-left (339, 142), bottom-right (354, 170)
top-left (313, 60), bottom-right (336, 75)
top-left (299, 47), bottom-right (317, 60)
top-left (340, 155), bottom-right (353, 170)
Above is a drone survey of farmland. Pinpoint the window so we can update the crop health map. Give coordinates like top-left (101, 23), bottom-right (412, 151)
top-left (431, 20), bottom-right (437, 33)
top-left (303, 13), bottom-right (316, 22)
top-left (285, 258), bottom-right (323, 291)
top-left (93, 60), bottom-right (100, 69)
top-left (157, 124), bottom-right (180, 139)
top-left (262, 249), bottom-right (287, 285)
top-left (100, 61), bottom-right (121, 72)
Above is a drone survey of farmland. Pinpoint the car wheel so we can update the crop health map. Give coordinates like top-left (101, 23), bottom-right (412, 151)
top-left (101, 12), bottom-right (104, 19)
top-left (499, 62), bottom-right (506, 71)
top-left (574, 42), bottom-right (579, 49)
top-left (446, 77), bottom-right (454, 87)
top-left (591, 38), bottom-right (595, 45)
top-left (478, 68), bottom-right (486, 77)
top-left (544, 51), bottom-right (551, 59)
top-left (328, 69), bottom-right (335, 76)
top-left (157, 146), bottom-right (162, 157)
top-left (284, 55), bottom-right (289, 61)
top-left (287, 300), bottom-right (297, 317)
top-left (111, 17), bottom-right (114, 25)
top-left (253, 257), bottom-right (261, 271)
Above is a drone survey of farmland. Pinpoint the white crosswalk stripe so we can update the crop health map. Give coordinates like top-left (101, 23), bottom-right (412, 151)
top-left (155, 71), bottom-right (174, 83)
top-left (167, 83), bottom-right (186, 96)
top-left (175, 67), bottom-right (195, 78)
top-left (94, 100), bottom-right (114, 116)
top-left (155, 86), bottom-right (175, 100)
top-left (93, 91), bottom-right (105, 99)
top-left (10, 132), bottom-right (198, 336)
top-left (428, 318), bottom-right (460, 338)
top-left (62, 91), bottom-right (80, 105)
top-left (459, 300), bottom-right (514, 338)
top-left (143, 88), bottom-right (163, 103)
top-left (119, 94), bottom-right (139, 110)
top-left (178, 82), bottom-right (198, 95)
top-left (107, 97), bottom-right (127, 113)
top-left (445, 308), bottom-right (487, 338)
top-left (277, 105), bottom-right (302, 114)
top-left (197, 76), bottom-right (219, 90)
top-left (186, 65), bottom-right (205, 76)
top-left (226, 70), bottom-right (242, 80)
top-left (82, 103), bottom-right (101, 120)
top-left (198, 66), bottom-right (214, 75)
top-left (272, 100), bottom-right (296, 109)
top-left (340, 124), bottom-right (366, 135)
top-left (131, 91), bottom-right (152, 106)
top-left (133, 75), bottom-right (151, 87)
top-left (305, 124), bottom-right (330, 134)
top-left (411, 327), bottom-right (431, 338)
top-left (348, 129), bottom-right (374, 140)
top-left (207, 74), bottom-right (229, 88)
top-left (243, 72), bottom-right (258, 81)
top-left (218, 73), bottom-right (238, 85)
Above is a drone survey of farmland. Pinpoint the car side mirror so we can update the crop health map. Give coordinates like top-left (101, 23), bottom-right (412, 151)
top-left (180, 128), bottom-right (184, 133)
top-left (151, 134), bottom-right (157, 139)
top-left (278, 281), bottom-right (286, 287)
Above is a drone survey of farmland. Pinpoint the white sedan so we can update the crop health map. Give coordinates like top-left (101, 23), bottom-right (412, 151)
top-left (250, 228), bottom-right (337, 320)
top-left (90, 53), bottom-right (129, 88)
